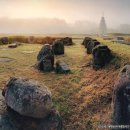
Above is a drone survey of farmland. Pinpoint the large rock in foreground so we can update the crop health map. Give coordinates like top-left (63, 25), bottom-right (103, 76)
top-left (56, 61), bottom-right (70, 74)
top-left (36, 44), bottom-right (54, 71)
top-left (112, 65), bottom-right (130, 128)
top-left (92, 45), bottom-right (112, 69)
top-left (3, 77), bottom-right (52, 119)
top-left (0, 91), bottom-right (62, 130)
top-left (52, 40), bottom-right (64, 55)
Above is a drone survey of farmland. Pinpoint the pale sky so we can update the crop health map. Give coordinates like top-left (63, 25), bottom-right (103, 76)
top-left (0, 0), bottom-right (130, 34)
top-left (0, 0), bottom-right (129, 26)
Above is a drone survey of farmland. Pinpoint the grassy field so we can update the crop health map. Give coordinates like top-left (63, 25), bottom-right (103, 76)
top-left (0, 37), bottom-right (130, 129)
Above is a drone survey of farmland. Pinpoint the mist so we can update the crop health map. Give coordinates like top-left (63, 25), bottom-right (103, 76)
top-left (0, 17), bottom-right (99, 34)
top-left (0, 0), bottom-right (130, 34)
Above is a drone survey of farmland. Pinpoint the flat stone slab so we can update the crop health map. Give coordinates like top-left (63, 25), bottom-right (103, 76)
top-left (56, 61), bottom-right (70, 74)
top-left (0, 57), bottom-right (14, 62)
top-left (8, 44), bottom-right (17, 48)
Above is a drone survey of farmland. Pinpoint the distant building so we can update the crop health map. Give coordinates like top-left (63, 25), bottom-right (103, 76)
top-left (99, 16), bottom-right (107, 36)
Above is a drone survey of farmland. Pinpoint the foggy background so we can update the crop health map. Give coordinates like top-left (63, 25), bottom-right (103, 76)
top-left (0, 0), bottom-right (130, 34)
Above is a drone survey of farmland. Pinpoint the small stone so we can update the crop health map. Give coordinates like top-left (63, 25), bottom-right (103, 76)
top-left (8, 43), bottom-right (17, 48)
top-left (55, 61), bottom-right (70, 74)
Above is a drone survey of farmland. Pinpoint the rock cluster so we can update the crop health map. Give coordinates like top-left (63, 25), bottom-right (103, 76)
top-left (36, 43), bottom-right (71, 73)
top-left (82, 37), bottom-right (112, 69)
top-left (0, 77), bottom-right (62, 130)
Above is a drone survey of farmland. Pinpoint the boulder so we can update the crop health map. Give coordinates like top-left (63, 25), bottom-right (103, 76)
top-left (92, 45), bottom-right (112, 69)
top-left (36, 59), bottom-right (54, 72)
top-left (8, 43), bottom-right (17, 48)
top-left (0, 90), bottom-right (62, 130)
top-left (0, 37), bottom-right (9, 44)
top-left (52, 40), bottom-right (64, 55)
top-left (82, 37), bottom-right (92, 48)
top-left (87, 40), bottom-right (100, 54)
top-left (3, 77), bottom-right (52, 119)
top-left (37, 44), bottom-right (53, 61)
top-left (61, 37), bottom-right (73, 46)
top-left (112, 65), bottom-right (130, 127)
top-left (55, 61), bottom-right (70, 74)
top-left (36, 44), bottom-right (54, 71)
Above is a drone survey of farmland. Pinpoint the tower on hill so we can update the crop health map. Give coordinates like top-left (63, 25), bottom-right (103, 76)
top-left (99, 16), bottom-right (107, 36)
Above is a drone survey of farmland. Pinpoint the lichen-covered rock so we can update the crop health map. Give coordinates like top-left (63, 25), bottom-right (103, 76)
top-left (92, 45), bottom-right (112, 69)
top-left (61, 37), bottom-right (73, 46)
top-left (3, 77), bottom-right (52, 119)
top-left (55, 61), bottom-right (70, 74)
top-left (82, 37), bottom-right (92, 48)
top-left (86, 40), bottom-right (100, 54)
top-left (0, 90), bottom-right (62, 130)
top-left (112, 65), bottom-right (130, 127)
top-left (36, 44), bottom-right (54, 71)
top-left (37, 44), bottom-right (54, 61)
top-left (52, 40), bottom-right (64, 55)
top-left (36, 59), bottom-right (54, 72)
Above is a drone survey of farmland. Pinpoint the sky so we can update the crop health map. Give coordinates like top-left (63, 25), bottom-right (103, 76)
top-left (0, 0), bottom-right (130, 34)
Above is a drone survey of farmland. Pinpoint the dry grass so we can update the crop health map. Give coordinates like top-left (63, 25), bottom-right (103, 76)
top-left (7, 36), bottom-right (56, 44)
top-left (0, 37), bottom-right (130, 129)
